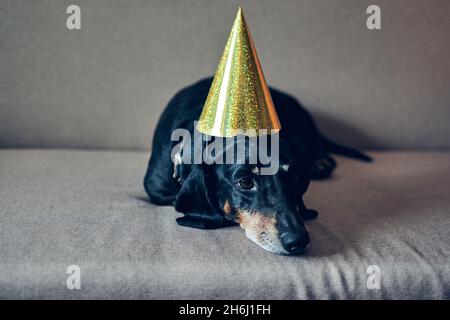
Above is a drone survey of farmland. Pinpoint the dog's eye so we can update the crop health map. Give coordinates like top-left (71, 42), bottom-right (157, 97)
top-left (237, 177), bottom-right (255, 190)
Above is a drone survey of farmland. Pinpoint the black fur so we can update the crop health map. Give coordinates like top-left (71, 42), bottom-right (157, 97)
top-left (143, 77), bottom-right (371, 252)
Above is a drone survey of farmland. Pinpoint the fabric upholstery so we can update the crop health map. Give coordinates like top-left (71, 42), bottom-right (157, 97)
top-left (1, 149), bottom-right (449, 299)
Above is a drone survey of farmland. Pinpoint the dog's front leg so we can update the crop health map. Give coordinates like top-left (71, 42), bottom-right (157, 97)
top-left (298, 197), bottom-right (319, 220)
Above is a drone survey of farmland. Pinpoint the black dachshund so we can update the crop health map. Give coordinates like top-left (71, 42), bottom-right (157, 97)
top-left (144, 77), bottom-right (371, 255)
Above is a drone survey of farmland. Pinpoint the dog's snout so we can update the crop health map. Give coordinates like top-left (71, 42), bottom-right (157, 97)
top-left (280, 231), bottom-right (310, 254)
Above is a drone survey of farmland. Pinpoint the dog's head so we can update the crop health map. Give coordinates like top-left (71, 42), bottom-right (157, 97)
top-left (174, 136), bottom-right (311, 255)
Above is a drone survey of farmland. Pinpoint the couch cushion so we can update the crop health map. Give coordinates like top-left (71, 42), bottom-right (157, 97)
top-left (0, 149), bottom-right (449, 299)
top-left (2, 1), bottom-right (450, 150)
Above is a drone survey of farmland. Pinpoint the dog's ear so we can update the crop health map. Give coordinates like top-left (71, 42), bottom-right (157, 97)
top-left (174, 164), bottom-right (234, 229)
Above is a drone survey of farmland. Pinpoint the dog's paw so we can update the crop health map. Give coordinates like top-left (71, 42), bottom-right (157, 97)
top-left (310, 156), bottom-right (336, 180)
top-left (301, 209), bottom-right (319, 220)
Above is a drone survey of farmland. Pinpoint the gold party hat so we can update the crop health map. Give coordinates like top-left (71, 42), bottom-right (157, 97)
top-left (197, 7), bottom-right (281, 137)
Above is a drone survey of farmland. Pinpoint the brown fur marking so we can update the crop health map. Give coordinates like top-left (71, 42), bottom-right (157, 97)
top-left (223, 200), bottom-right (232, 215)
top-left (237, 209), bottom-right (277, 234)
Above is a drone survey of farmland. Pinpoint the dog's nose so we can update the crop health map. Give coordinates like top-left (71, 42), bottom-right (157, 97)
top-left (280, 231), bottom-right (310, 254)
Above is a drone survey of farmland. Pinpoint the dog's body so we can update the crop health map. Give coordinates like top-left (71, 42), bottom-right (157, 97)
top-left (144, 77), bottom-right (370, 254)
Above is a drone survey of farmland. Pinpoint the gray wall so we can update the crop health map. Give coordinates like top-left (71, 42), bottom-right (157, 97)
top-left (1, 0), bottom-right (449, 150)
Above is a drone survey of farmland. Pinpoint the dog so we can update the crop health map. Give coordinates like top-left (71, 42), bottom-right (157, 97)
top-left (144, 77), bottom-right (371, 255)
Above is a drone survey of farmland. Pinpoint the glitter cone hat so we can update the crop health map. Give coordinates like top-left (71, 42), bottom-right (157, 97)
top-left (197, 7), bottom-right (281, 137)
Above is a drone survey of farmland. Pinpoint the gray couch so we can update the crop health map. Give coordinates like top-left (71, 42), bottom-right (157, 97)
top-left (1, 1), bottom-right (449, 299)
